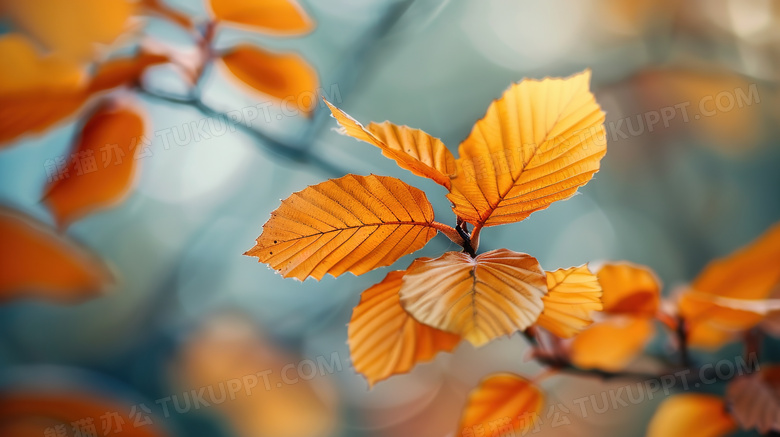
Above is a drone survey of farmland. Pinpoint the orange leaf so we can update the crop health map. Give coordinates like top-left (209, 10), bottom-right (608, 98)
top-left (0, 208), bottom-right (112, 303)
top-left (325, 100), bottom-right (456, 189)
top-left (597, 262), bottom-right (661, 316)
top-left (399, 249), bottom-right (547, 346)
top-left (569, 316), bottom-right (654, 371)
top-left (348, 262), bottom-right (461, 387)
top-left (535, 265), bottom-right (603, 338)
top-left (0, 392), bottom-right (167, 437)
top-left (42, 101), bottom-right (147, 228)
top-left (457, 373), bottom-right (545, 437)
top-left (88, 52), bottom-right (170, 94)
top-left (447, 69), bottom-right (606, 227)
top-left (220, 45), bottom-right (319, 115)
top-left (726, 366), bottom-right (780, 434)
top-left (208, 0), bottom-right (314, 34)
top-left (1, 0), bottom-right (136, 62)
top-left (646, 394), bottom-right (736, 437)
top-left (0, 34), bottom-right (88, 145)
top-left (245, 174), bottom-right (441, 281)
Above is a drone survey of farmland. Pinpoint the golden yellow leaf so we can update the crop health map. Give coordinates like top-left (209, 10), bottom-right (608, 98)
top-left (348, 262), bottom-right (461, 387)
top-left (0, 208), bottom-right (112, 303)
top-left (457, 373), bottom-right (544, 437)
top-left (245, 174), bottom-right (443, 281)
top-left (0, 392), bottom-right (168, 437)
top-left (0, 34), bottom-right (88, 145)
top-left (87, 52), bottom-right (170, 94)
top-left (399, 249), bottom-right (547, 346)
top-left (447, 69), bottom-right (606, 227)
top-left (220, 45), bottom-right (319, 115)
top-left (535, 265), bottom-right (602, 338)
top-left (42, 101), bottom-right (147, 228)
top-left (208, 0), bottom-right (314, 34)
top-left (598, 262), bottom-right (661, 316)
top-left (569, 316), bottom-right (654, 371)
top-left (726, 366), bottom-right (780, 434)
top-left (0, 0), bottom-right (136, 62)
top-left (646, 394), bottom-right (736, 437)
top-left (325, 100), bottom-right (456, 189)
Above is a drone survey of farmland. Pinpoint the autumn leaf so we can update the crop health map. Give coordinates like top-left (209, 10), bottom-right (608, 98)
top-left (399, 249), bottom-right (547, 346)
top-left (245, 174), bottom-right (451, 281)
top-left (726, 366), bottom-right (780, 434)
top-left (535, 265), bottom-right (602, 338)
top-left (208, 0), bottom-right (314, 34)
top-left (0, 208), bottom-right (112, 303)
top-left (0, 0), bottom-right (137, 62)
top-left (569, 316), bottom-right (654, 371)
top-left (325, 100), bottom-right (456, 189)
top-left (457, 373), bottom-right (544, 437)
top-left (598, 262), bottom-right (661, 317)
top-left (447, 69), bottom-right (606, 228)
top-left (220, 45), bottom-right (319, 115)
top-left (87, 51), bottom-right (170, 94)
top-left (646, 394), bottom-right (736, 437)
top-left (42, 100), bottom-right (147, 228)
top-left (0, 34), bottom-right (88, 145)
top-left (348, 261), bottom-right (461, 387)
top-left (0, 392), bottom-right (167, 437)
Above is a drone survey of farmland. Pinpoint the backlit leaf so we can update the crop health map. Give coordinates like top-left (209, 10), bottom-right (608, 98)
top-left (726, 366), bottom-right (780, 434)
top-left (208, 0), bottom-right (314, 35)
top-left (87, 52), bottom-right (170, 94)
top-left (348, 262), bottom-right (461, 387)
top-left (0, 34), bottom-right (87, 145)
top-left (325, 100), bottom-right (456, 189)
top-left (0, 208), bottom-right (112, 303)
top-left (42, 101), bottom-right (147, 228)
top-left (535, 265), bottom-right (602, 338)
top-left (245, 174), bottom-right (441, 281)
top-left (399, 249), bottom-right (547, 346)
top-left (646, 394), bottom-right (736, 437)
top-left (457, 373), bottom-right (544, 437)
top-left (447, 69), bottom-right (606, 227)
top-left (0, 0), bottom-right (136, 61)
top-left (220, 45), bottom-right (319, 115)
top-left (570, 316), bottom-right (654, 371)
top-left (598, 262), bottom-right (661, 316)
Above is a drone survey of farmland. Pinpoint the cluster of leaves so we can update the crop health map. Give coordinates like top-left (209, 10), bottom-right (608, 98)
top-left (247, 70), bottom-right (780, 436)
top-left (0, 0), bottom-right (321, 304)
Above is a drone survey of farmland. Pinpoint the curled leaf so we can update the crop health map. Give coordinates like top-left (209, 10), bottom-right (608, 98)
top-left (726, 366), bottom-right (780, 434)
top-left (535, 265), bottom-right (603, 338)
top-left (220, 45), bottom-right (318, 114)
top-left (569, 316), bottom-right (654, 371)
top-left (325, 100), bottom-right (456, 189)
top-left (457, 373), bottom-right (545, 437)
top-left (447, 69), bottom-right (606, 227)
top-left (245, 174), bottom-right (441, 281)
top-left (399, 249), bottom-right (547, 346)
top-left (348, 262), bottom-right (461, 387)
top-left (208, 0), bottom-right (314, 35)
top-left (0, 207), bottom-right (112, 303)
top-left (42, 100), bottom-right (147, 228)
top-left (646, 394), bottom-right (736, 437)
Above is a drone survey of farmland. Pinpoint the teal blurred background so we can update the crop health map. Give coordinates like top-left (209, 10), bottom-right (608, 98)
top-left (1, 0), bottom-right (779, 436)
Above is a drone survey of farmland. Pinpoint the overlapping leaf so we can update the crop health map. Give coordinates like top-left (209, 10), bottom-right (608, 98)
top-left (399, 249), bottom-right (547, 346)
top-left (0, 208), bottom-right (112, 303)
top-left (457, 373), bottom-right (544, 437)
top-left (208, 0), bottom-right (314, 35)
top-left (245, 174), bottom-right (441, 281)
top-left (325, 100), bottom-right (456, 189)
top-left (348, 262), bottom-right (461, 387)
top-left (42, 101), bottom-right (147, 228)
top-left (646, 394), bottom-right (736, 437)
top-left (535, 265), bottom-right (602, 338)
top-left (598, 262), bottom-right (661, 316)
top-left (220, 45), bottom-right (319, 115)
top-left (448, 70), bottom-right (606, 227)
